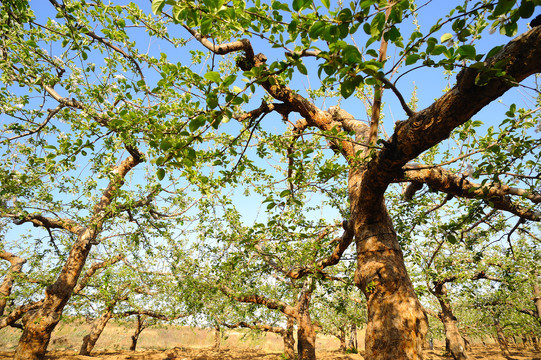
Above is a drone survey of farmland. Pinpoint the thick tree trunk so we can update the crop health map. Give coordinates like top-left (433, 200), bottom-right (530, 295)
top-left (353, 197), bottom-right (427, 360)
top-left (14, 229), bottom-right (93, 360)
top-left (79, 307), bottom-right (114, 355)
top-left (296, 279), bottom-right (316, 360)
top-left (433, 283), bottom-right (468, 360)
top-left (130, 315), bottom-right (147, 351)
top-left (283, 317), bottom-right (295, 360)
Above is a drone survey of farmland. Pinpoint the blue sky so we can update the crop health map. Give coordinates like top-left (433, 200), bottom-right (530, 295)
top-left (2, 0), bottom-right (540, 269)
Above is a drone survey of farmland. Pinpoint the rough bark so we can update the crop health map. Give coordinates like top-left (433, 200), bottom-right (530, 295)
top-left (130, 315), bottom-right (147, 351)
top-left (13, 151), bottom-right (142, 360)
top-left (352, 181), bottom-right (427, 360)
top-left (14, 227), bottom-right (93, 360)
top-left (213, 324), bottom-right (221, 350)
top-left (337, 328), bottom-right (346, 352)
top-left (494, 319), bottom-right (510, 356)
top-left (220, 278), bottom-right (316, 360)
top-left (533, 282), bottom-right (541, 321)
top-left (79, 306), bottom-right (115, 355)
top-left (0, 251), bottom-right (26, 316)
top-left (349, 323), bottom-right (358, 351)
top-left (433, 283), bottom-right (468, 360)
top-left (284, 317), bottom-right (295, 360)
top-left (191, 24), bottom-right (541, 360)
top-left (296, 279), bottom-right (316, 360)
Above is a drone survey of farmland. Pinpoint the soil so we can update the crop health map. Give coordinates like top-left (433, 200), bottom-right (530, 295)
top-left (0, 345), bottom-right (539, 360)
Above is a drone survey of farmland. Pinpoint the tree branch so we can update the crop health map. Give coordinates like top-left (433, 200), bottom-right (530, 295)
top-left (219, 284), bottom-right (296, 317)
top-left (219, 320), bottom-right (287, 335)
top-left (5, 212), bottom-right (83, 234)
top-left (359, 27), bottom-right (541, 216)
top-left (398, 166), bottom-right (541, 221)
top-left (73, 254), bottom-right (125, 295)
top-left (255, 222), bottom-right (354, 280)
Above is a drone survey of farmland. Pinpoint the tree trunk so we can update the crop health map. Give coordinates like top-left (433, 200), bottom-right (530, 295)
top-left (79, 306), bottom-right (114, 355)
top-left (531, 334), bottom-right (540, 352)
top-left (338, 327), bottom-right (346, 352)
top-left (130, 315), bottom-right (147, 351)
top-left (283, 317), bottom-right (295, 360)
top-left (433, 283), bottom-right (468, 360)
top-left (494, 319), bottom-right (510, 356)
top-left (0, 251), bottom-right (26, 316)
top-left (12, 152), bottom-right (141, 360)
top-left (347, 323), bottom-right (358, 351)
top-left (352, 177), bottom-right (428, 360)
top-left (213, 324), bottom-right (221, 350)
top-left (296, 279), bottom-right (316, 360)
top-left (533, 282), bottom-right (541, 321)
top-left (14, 229), bottom-right (93, 360)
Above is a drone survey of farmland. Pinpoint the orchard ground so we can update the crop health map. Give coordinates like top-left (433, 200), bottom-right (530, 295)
top-left (0, 321), bottom-right (539, 360)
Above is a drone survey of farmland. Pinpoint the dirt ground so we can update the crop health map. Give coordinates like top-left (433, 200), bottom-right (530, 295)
top-left (0, 344), bottom-right (539, 360)
top-left (1, 322), bottom-right (540, 360)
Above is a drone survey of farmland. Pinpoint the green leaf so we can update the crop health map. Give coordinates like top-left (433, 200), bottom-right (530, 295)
top-left (519, 1), bottom-right (534, 18)
top-left (458, 44), bottom-right (476, 59)
top-left (440, 33), bottom-right (453, 43)
top-left (204, 71), bottom-right (221, 83)
top-left (279, 189), bottom-right (291, 197)
top-left (340, 76), bottom-right (362, 99)
top-left (156, 168), bottom-right (165, 181)
top-left (292, 0), bottom-right (308, 12)
top-left (342, 45), bottom-right (362, 63)
top-left (151, 0), bottom-right (165, 15)
top-left (297, 63), bottom-right (308, 75)
top-left (405, 54), bottom-right (421, 65)
top-left (309, 21), bottom-right (326, 39)
top-left (486, 45), bottom-right (504, 59)
top-left (321, 0), bottom-right (330, 9)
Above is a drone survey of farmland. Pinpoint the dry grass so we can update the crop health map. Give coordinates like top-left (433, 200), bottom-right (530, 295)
top-left (1, 321), bottom-right (539, 360)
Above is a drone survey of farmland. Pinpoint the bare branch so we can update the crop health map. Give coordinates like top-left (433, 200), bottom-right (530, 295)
top-left (379, 77), bottom-right (415, 117)
top-left (219, 320), bottom-right (286, 335)
top-left (0, 300), bottom-right (44, 330)
top-left (5, 212), bottom-right (83, 234)
top-left (219, 284), bottom-right (296, 317)
top-left (122, 310), bottom-right (188, 321)
top-left (398, 166), bottom-right (541, 221)
top-left (184, 26), bottom-right (252, 55)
